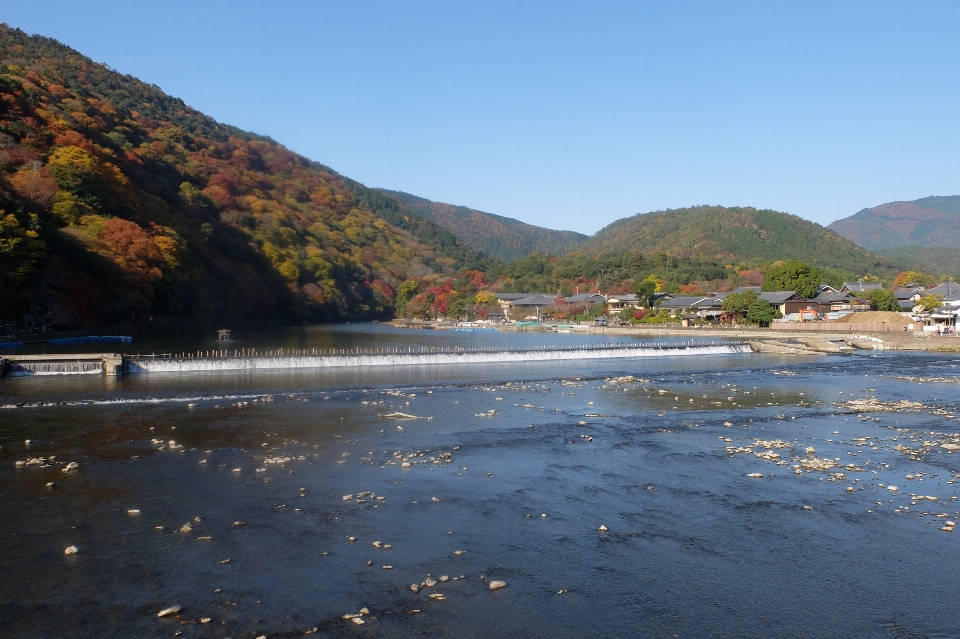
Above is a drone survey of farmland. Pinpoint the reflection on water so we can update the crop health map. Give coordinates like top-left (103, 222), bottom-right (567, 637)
top-left (2, 327), bottom-right (960, 638)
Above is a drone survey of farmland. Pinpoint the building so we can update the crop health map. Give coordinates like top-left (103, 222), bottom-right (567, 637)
top-left (926, 281), bottom-right (960, 303)
top-left (565, 293), bottom-right (607, 306)
top-left (605, 293), bottom-right (639, 311)
top-left (500, 294), bottom-right (560, 321)
top-left (807, 290), bottom-right (870, 314)
top-left (840, 281), bottom-right (884, 295)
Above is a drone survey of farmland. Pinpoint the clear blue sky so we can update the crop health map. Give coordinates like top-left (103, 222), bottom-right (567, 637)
top-left (5, 1), bottom-right (960, 234)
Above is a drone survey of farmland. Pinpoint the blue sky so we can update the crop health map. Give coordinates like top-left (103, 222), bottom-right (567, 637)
top-left (4, 1), bottom-right (960, 234)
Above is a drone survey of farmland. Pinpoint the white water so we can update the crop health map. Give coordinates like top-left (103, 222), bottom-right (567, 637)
top-left (126, 344), bottom-right (751, 373)
top-left (6, 361), bottom-right (104, 377)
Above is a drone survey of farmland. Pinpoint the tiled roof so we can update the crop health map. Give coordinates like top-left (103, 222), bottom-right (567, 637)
top-left (565, 293), bottom-right (606, 303)
top-left (507, 295), bottom-right (559, 306)
top-left (660, 296), bottom-right (709, 308)
top-left (841, 282), bottom-right (883, 292)
top-left (496, 293), bottom-right (546, 300)
top-left (759, 291), bottom-right (798, 304)
top-left (927, 281), bottom-right (960, 299)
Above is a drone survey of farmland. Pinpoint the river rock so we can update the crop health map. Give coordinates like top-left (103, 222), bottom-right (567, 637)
top-left (598, 525), bottom-right (608, 531)
top-left (488, 580), bottom-right (507, 591)
top-left (64, 545), bottom-right (78, 555)
top-left (62, 461), bottom-right (80, 472)
top-left (157, 605), bottom-right (181, 617)
top-left (424, 578), bottom-right (437, 587)
top-left (746, 473), bottom-right (763, 478)
top-left (179, 523), bottom-right (193, 534)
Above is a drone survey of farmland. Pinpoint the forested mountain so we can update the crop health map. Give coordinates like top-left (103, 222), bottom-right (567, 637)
top-left (582, 205), bottom-right (904, 277)
top-left (380, 190), bottom-right (587, 261)
top-left (0, 25), bottom-right (485, 328)
top-left (872, 246), bottom-right (960, 279)
top-left (827, 196), bottom-right (960, 250)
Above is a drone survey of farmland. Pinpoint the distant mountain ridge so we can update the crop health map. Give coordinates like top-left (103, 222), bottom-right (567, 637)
top-left (827, 195), bottom-right (960, 250)
top-left (379, 190), bottom-right (588, 261)
top-left (578, 205), bottom-right (902, 276)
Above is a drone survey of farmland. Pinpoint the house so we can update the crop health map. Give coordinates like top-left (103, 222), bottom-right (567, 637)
top-left (926, 281), bottom-right (960, 304)
top-left (659, 296), bottom-right (711, 315)
top-left (840, 281), bottom-right (884, 295)
top-left (759, 291), bottom-right (803, 316)
top-left (808, 290), bottom-right (870, 314)
top-left (565, 293), bottom-right (607, 306)
top-left (501, 294), bottom-right (560, 320)
top-left (690, 294), bottom-right (728, 319)
top-left (893, 286), bottom-right (925, 310)
top-left (605, 293), bottom-right (639, 311)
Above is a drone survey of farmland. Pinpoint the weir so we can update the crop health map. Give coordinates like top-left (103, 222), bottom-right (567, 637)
top-left (1, 353), bottom-right (123, 377)
top-left (124, 342), bottom-right (751, 374)
top-left (0, 342), bottom-right (751, 378)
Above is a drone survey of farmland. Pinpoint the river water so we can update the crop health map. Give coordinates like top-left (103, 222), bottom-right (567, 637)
top-left (2, 325), bottom-right (960, 638)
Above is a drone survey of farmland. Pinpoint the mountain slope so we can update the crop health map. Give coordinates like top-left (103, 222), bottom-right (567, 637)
top-left (827, 196), bottom-right (960, 250)
top-left (582, 205), bottom-right (904, 276)
top-left (874, 246), bottom-right (960, 278)
top-left (380, 190), bottom-right (587, 261)
top-left (0, 25), bottom-right (483, 328)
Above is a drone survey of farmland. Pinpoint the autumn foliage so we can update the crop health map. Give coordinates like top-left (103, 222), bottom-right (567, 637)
top-left (0, 25), bottom-right (484, 327)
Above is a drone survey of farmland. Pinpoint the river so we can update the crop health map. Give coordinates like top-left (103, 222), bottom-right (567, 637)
top-left (1, 325), bottom-right (959, 638)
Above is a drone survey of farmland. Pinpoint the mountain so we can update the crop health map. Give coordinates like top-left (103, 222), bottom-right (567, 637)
top-left (580, 205), bottom-right (903, 276)
top-left (871, 246), bottom-right (960, 279)
top-left (0, 25), bottom-right (484, 329)
top-left (827, 196), bottom-right (960, 250)
top-left (379, 190), bottom-right (587, 262)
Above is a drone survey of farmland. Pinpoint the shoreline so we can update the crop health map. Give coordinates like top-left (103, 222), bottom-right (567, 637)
top-left (400, 321), bottom-right (960, 353)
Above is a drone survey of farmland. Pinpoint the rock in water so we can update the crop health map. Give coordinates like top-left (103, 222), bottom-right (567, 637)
top-left (157, 605), bottom-right (181, 617)
top-left (179, 523), bottom-right (193, 534)
top-left (489, 580), bottom-right (507, 591)
top-left (598, 525), bottom-right (608, 531)
top-left (64, 545), bottom-right (78, 555)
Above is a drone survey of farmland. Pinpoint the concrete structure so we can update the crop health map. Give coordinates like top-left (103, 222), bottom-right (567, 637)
top-left (1, 353), bottom-right (124, 377)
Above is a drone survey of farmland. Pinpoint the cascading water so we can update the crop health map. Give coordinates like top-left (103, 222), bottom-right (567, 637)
top-left (125, 342), bottom-right (751, 374)
top-left (6, 361), bottom-right (104, 376)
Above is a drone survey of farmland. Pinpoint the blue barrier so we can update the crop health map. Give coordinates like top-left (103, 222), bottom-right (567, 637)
top-left (48, 336), bottom-right (133, 345)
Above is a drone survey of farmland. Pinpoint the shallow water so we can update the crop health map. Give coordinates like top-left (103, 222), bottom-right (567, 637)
top-left (2, 327), bottom-right (960, 638)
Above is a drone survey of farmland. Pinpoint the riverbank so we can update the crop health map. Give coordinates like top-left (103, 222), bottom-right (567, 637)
top-left (394, 321), bottom-right (960, 353)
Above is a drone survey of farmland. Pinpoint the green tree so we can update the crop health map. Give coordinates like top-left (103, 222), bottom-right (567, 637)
top-left (860, 288), bottom-right (901, 311)
top-left (747, 297), bottom-right (779, 327)
top-left (762, 260), bottom-right (823, 298)
top-left (721, 290), bottom-right (758, 321)
top-left (395, 279), bottom-right (419, 316)
top-left (633, 279), bottom-right (657, 307)
top-left (917, 294), bottom-right (944, 312)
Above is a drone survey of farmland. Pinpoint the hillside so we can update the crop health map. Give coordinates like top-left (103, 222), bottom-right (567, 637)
top-left (581, 205), bottom-right (903, 276)
top-left (827, 196), bottom-right (960, 250)
top-left (874, 246), bottom-right (960, 278)
top-left (380, 190), bottom-right (587, 261)
top-left (0, 25), bottom-right (484, 329)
